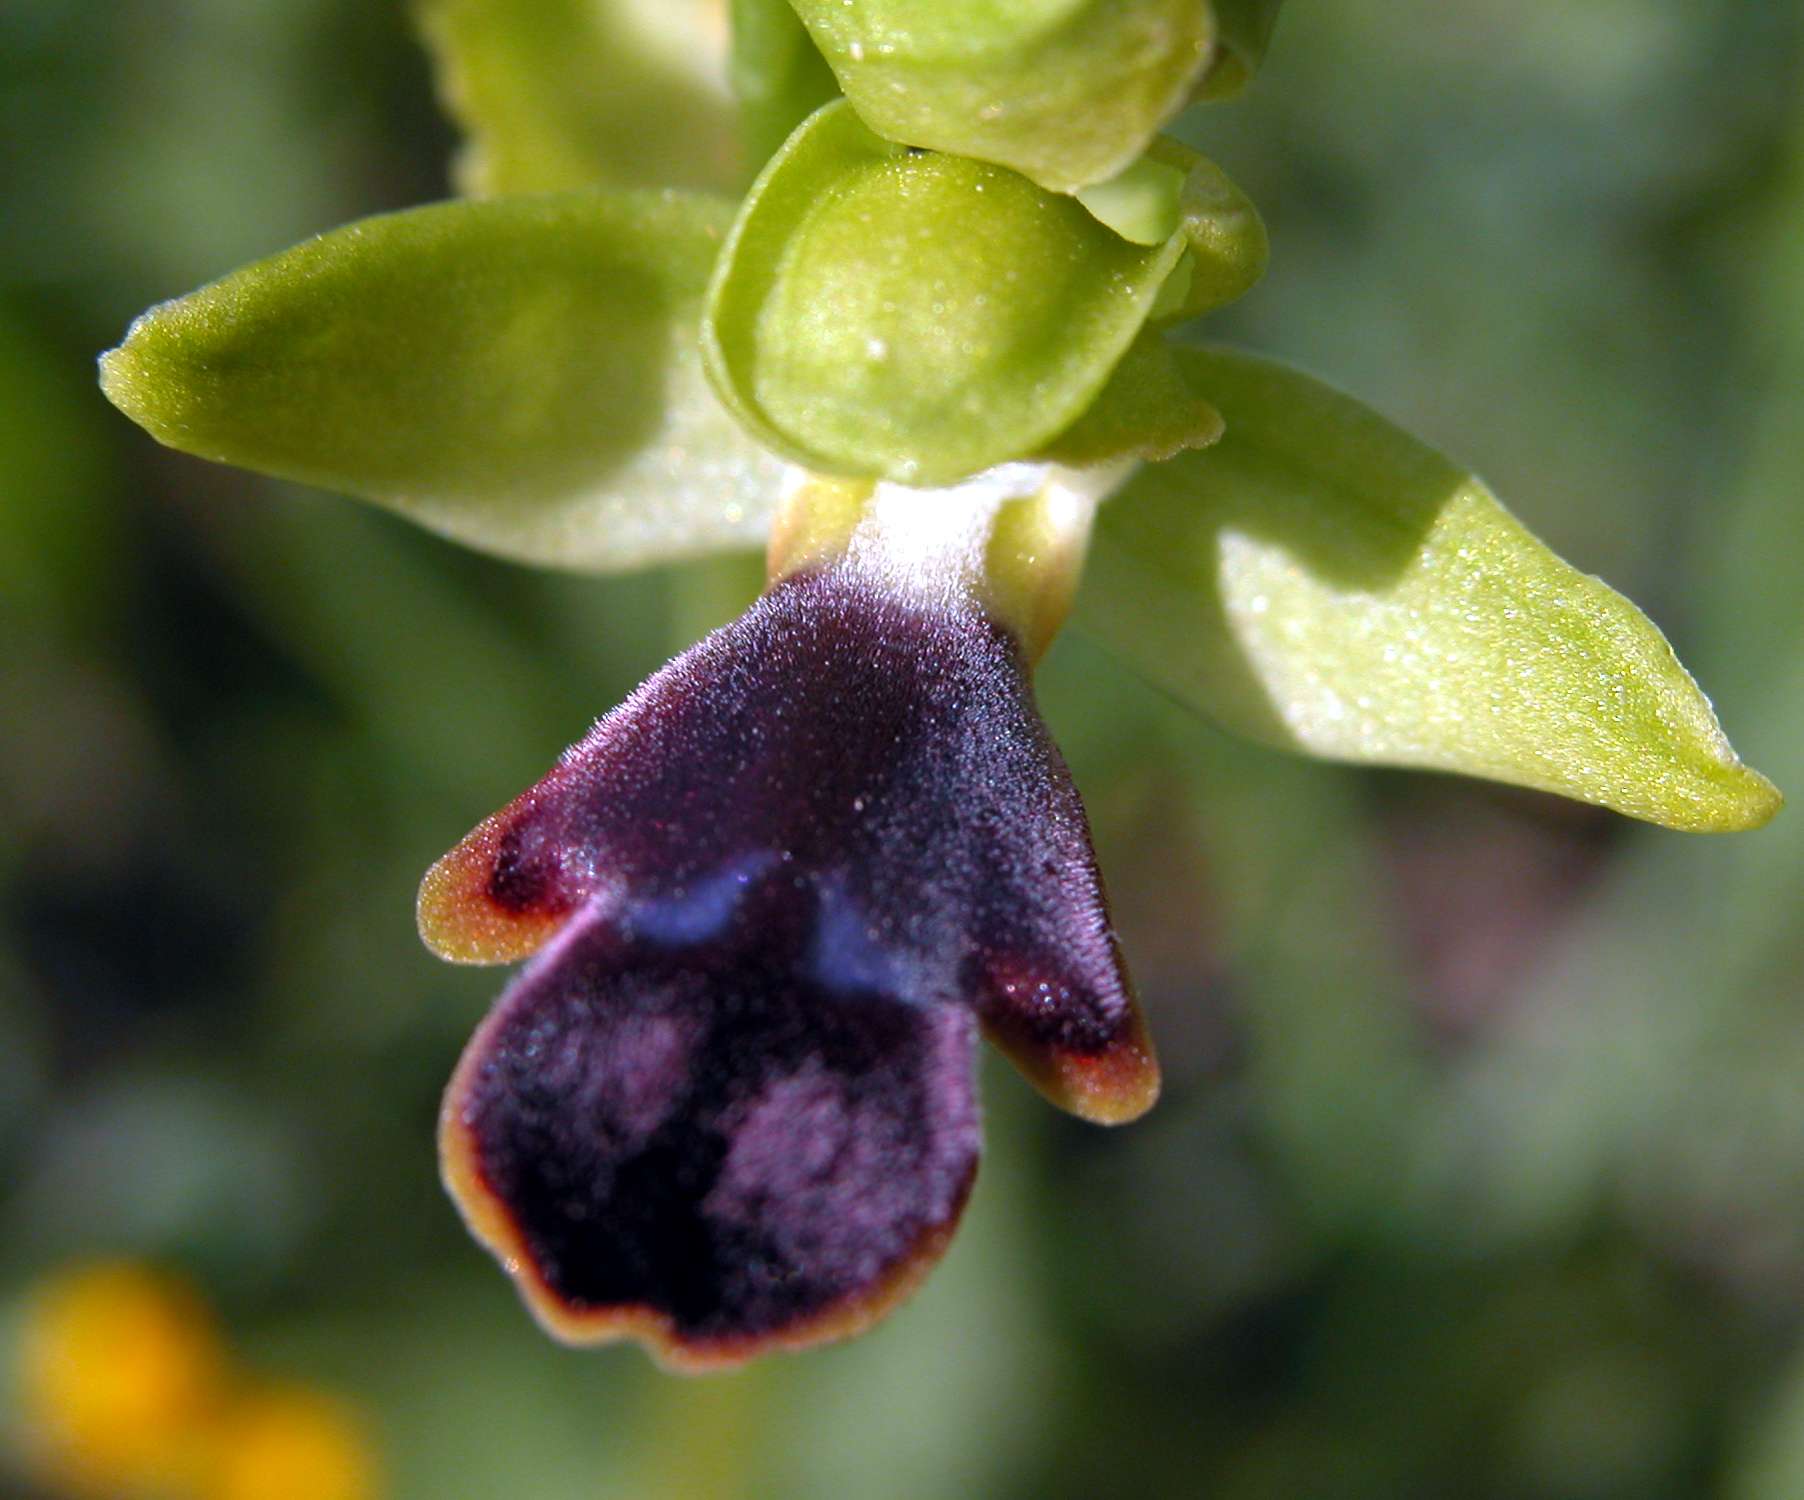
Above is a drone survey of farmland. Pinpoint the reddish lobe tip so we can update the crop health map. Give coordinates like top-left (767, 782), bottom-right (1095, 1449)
top-left (417, 814), bottom-right (577, 964)
top-left (975, 950), bottom-right (1160, 1125)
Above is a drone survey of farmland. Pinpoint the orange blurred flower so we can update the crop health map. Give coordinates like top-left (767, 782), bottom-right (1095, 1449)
top-left (17, 1261), bottom-right (228, 1496)
top-left (202, 1386), bottom-right (378, 1500)
top-left (12, 1262), bottom-right (381, 1500)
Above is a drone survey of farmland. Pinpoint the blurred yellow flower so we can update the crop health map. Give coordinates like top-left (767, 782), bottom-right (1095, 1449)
top-left (12, 1262), bottom-right (381, 1500)
top-left (203, 1386), bottom-right (379, 1500)
top-left (17, 1261), bottom-right (228, 1496)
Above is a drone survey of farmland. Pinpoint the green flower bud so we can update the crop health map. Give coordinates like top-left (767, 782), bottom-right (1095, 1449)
top-left (789, 0), bottom-right (1214, 193)
top-left (418, 0), bottom-right (744, 195)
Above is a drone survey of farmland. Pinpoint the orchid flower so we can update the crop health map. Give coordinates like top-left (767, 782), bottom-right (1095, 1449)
top-left (99, 0), bottom-right (1779, 1368)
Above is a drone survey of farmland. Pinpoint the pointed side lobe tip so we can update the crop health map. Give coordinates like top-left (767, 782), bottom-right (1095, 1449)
top-left (981, 1000), bottom-right (1161, 1126)
top-left (417, 817), bottom-right (572, 964)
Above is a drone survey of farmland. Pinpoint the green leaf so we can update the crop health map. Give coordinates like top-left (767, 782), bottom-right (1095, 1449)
top-left (788, 0), bottom-right (1215, 194)
top-left (101, 191), bottom-right (786, 574)
top-left (1193, 0), bottom-right (1284, 100)
top-left (728, 0), bottom-right (842, 171)
top-left (1079, 346), bottom-right (1782, 832)
top-left (703, 101), bottom-right (1188, 485)
top-left (416, 0), bottom-right (743, 195)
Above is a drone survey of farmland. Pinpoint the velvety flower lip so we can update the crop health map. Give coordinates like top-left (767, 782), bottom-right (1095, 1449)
top-left (440, 879), bottom-right (983, 1369)
top-left (425, 536), bottom-right (1157, 1366)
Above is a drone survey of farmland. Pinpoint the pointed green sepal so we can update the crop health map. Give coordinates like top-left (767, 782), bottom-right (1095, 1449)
top-left (1080, 346), bottom-right (1782, 832)
top-left (788, 0), bottom-right (1214, 194)
top-left (702, 101), bottom-right (1191, 485)
top-left (416, 0), bottom-right (743, 195)
top-left (101, 191), bottom-right (785, 573)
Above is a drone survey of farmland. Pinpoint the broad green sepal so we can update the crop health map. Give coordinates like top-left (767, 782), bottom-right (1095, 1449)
top-left (702, 101), bottom-right (1189, 485)
top-left (1194, 0), bottom-right (1284, 100)
top-left (1081, 346), bottom-right (1782, 832)
top-left (729, 0), bottom-right (842, 172)
top-left (788, 0), bottom-right (1214, 194)
top-left (416, 0), bottom-right (742, 195)
top-left (101, 191), bottom-right (786, 574)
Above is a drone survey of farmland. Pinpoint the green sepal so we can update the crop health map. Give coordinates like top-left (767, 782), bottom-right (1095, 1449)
top-left (415, 0), bottom-right (742, 195)
top-left (1193, 0), bottom-right (1284, 100)
top-left (729, 0), bottom-right (842, 172)
top-left (788, 0), bottom-right (1214, 194)
top-left (1080, 346), bottom-right (1782, 832)
top-left (101, 191), bottom-right (785, 574)
top-left (702, 100), bottom-right (1188, 485)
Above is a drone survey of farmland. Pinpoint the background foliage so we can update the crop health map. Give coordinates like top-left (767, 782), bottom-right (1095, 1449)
top-left (4, 2), bottom-right (1804, 1496)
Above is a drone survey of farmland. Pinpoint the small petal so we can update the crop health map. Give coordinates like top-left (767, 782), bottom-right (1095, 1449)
top-left (1037, 330), bottom-right (1224, 470)
top-left (1142, 138), bottom-right (1269, 326)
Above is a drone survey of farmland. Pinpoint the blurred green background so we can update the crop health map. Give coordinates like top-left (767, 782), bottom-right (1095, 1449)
top-left (5, 2), bottom-right (1804, 1496)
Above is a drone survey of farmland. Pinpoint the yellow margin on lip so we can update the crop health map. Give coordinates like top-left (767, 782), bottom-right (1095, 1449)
top-left (438, 1000), bottom-right (977, 1372)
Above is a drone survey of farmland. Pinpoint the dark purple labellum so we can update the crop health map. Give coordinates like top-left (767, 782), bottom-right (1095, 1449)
top-left (425, 562), bottom-right (1156, 1365)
